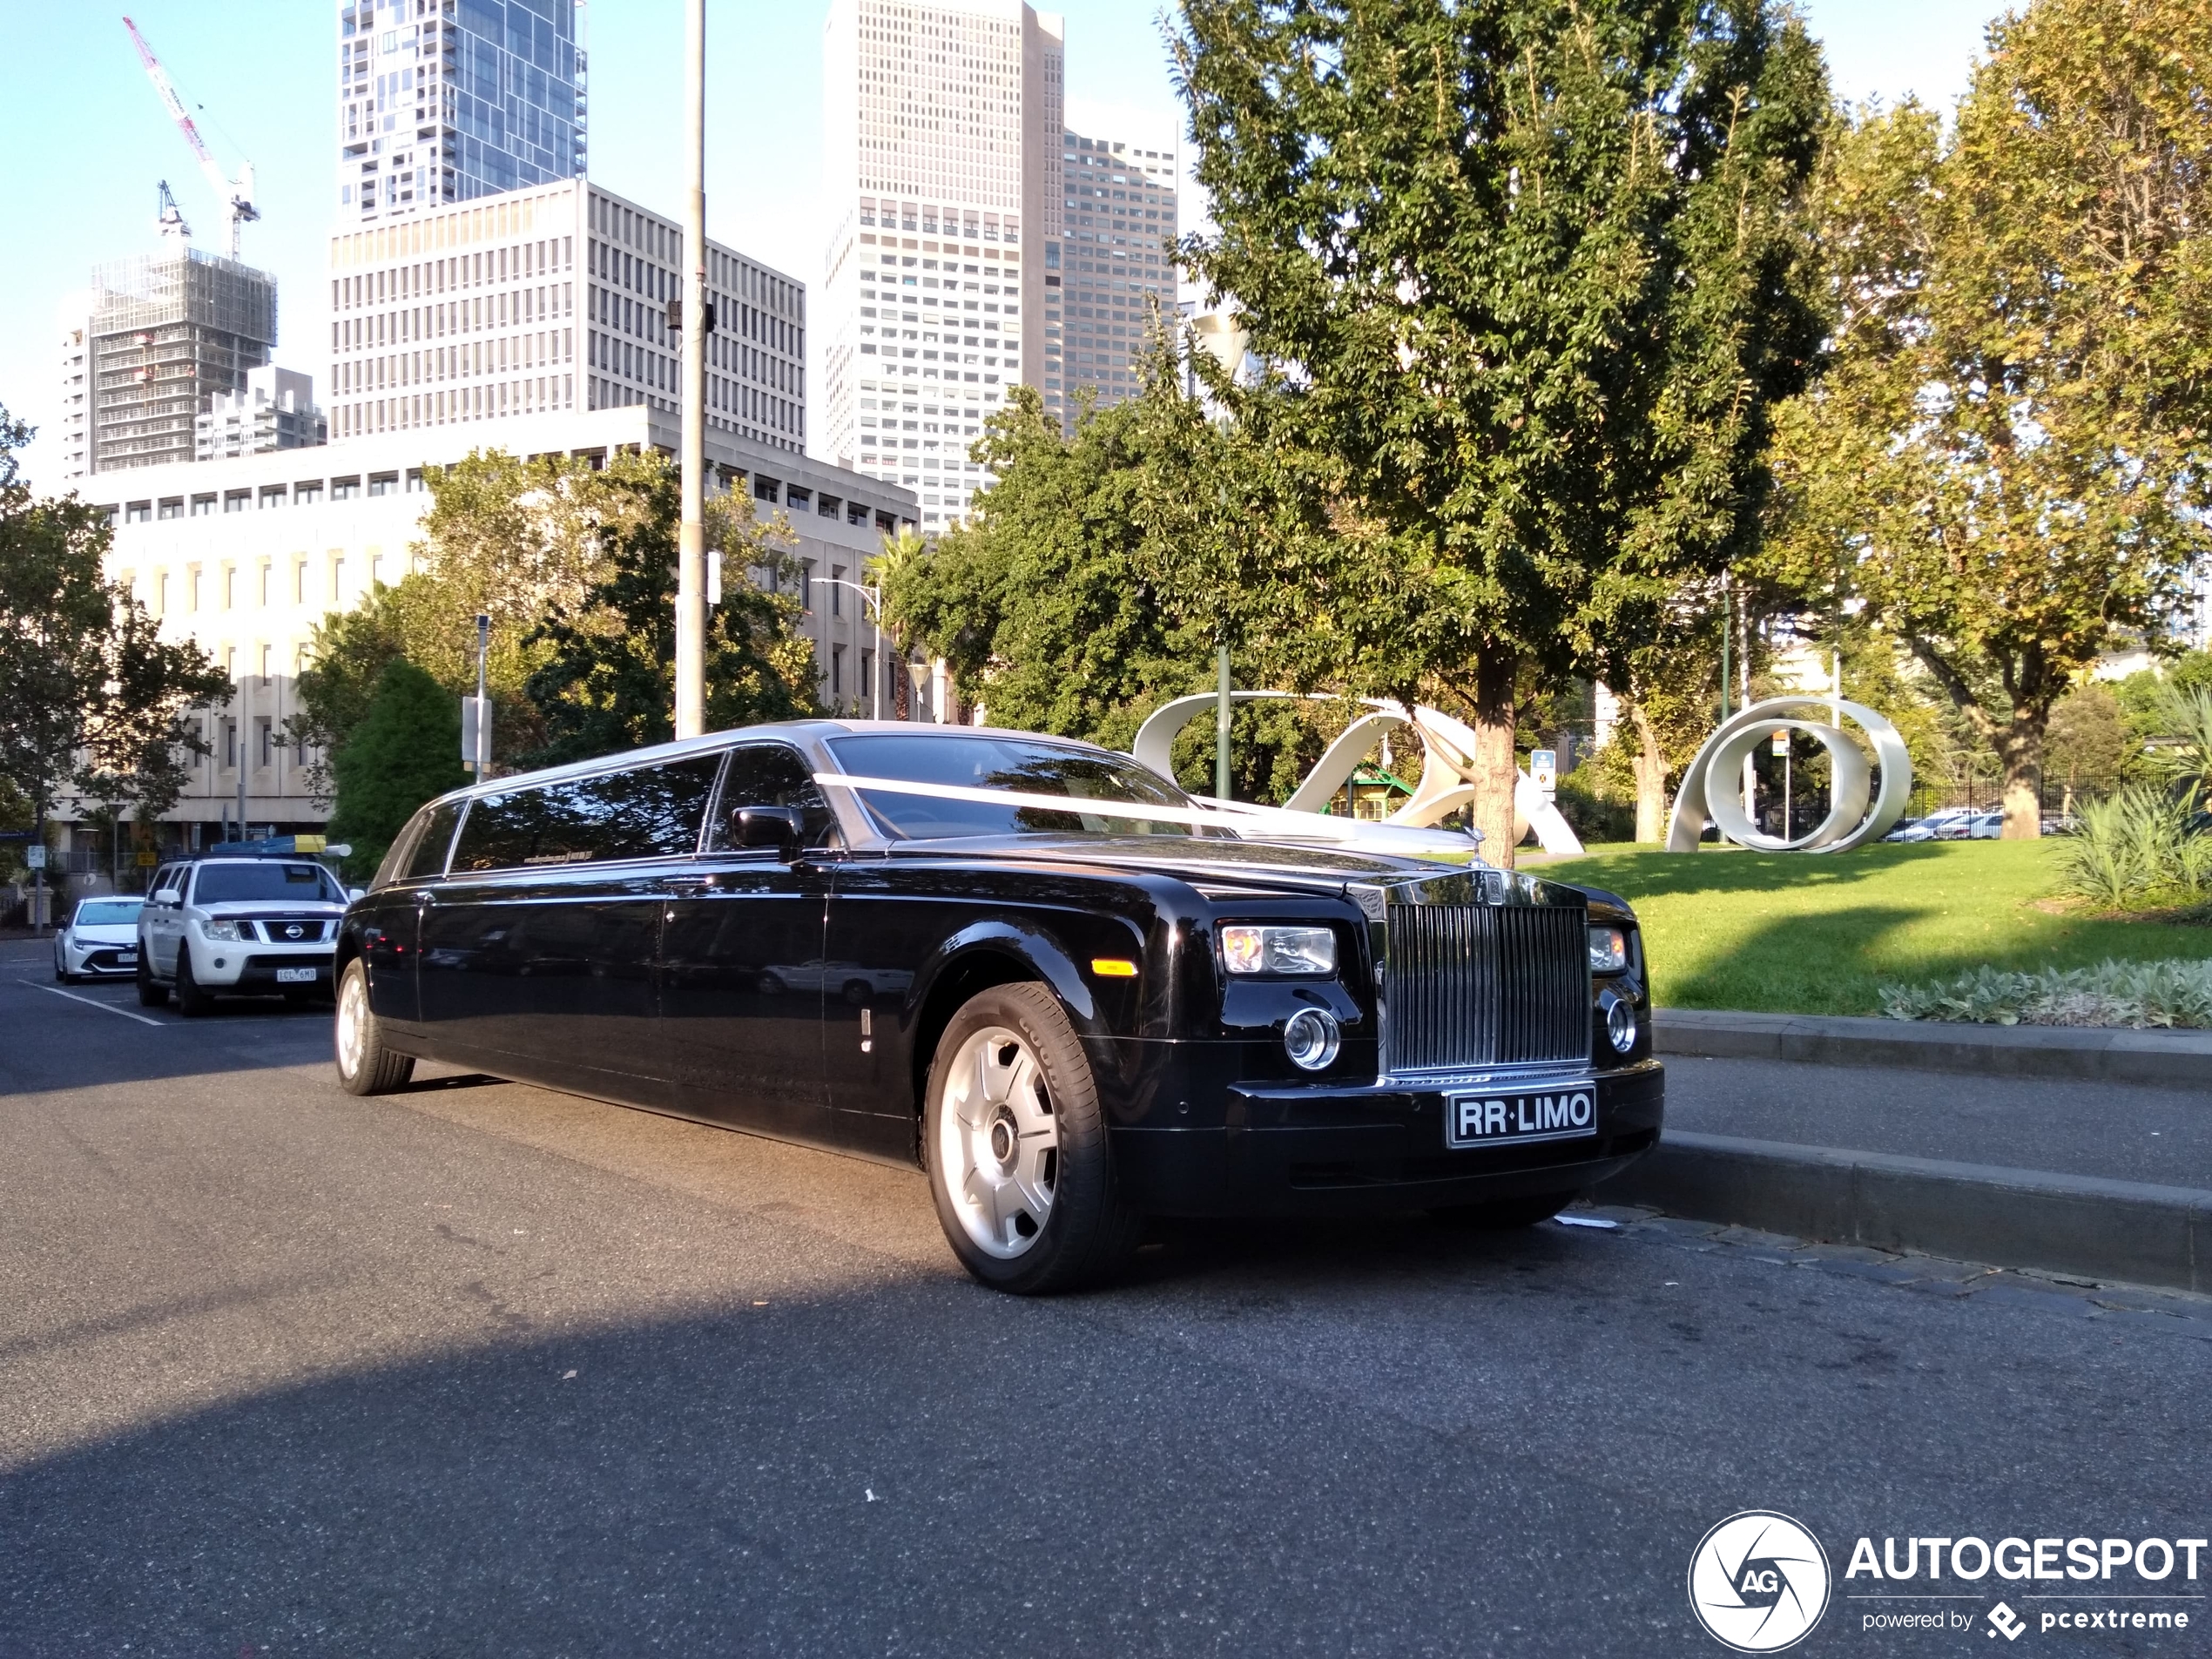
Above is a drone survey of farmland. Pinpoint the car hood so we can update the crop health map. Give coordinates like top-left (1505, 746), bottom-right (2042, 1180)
top-left (880, 833), bottom-right (1622, 915)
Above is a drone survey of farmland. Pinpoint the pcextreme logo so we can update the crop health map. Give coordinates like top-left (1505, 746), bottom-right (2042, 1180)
top-left (1689, 1511), bottom-right (1833, 1653)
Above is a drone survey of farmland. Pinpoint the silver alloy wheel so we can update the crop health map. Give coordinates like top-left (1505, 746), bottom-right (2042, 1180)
top-left (938, 1023), bottom-right (1060, 1258)
top-left (336, 966), bottom-right (368, 1079)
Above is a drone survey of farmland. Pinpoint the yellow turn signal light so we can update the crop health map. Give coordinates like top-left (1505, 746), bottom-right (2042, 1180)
top-left (1090, 958), bottom-right (1138, 978)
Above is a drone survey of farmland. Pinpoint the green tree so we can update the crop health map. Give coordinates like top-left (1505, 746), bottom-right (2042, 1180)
top-left (283, 583), bottom-right (411, 806)
top-left (1168, 0), bottom-right (1831, 861)
top-left (1762, 0), bottom-right (2212, 838)
top-left (524, 455), bottom-right (819, 764)
top-left (327, 658), bottom-right (468, 879)
top-left (0, 404), bottom-right (226, 872)
top-left (885, 385), bottom-right (1216, 753)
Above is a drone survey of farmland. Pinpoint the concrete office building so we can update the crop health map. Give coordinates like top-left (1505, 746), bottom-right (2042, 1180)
top-left (75, 407), bottom-right (915, 842)
top-left (1055, 129), bottom-right (1177, 416)
top-left (56, 304), bottom-right (94, 478)
top-left (197, 367), bottom-right (329, 461)
top-left (339, 0), bottom-right (586, 226)
top-left (70, 251), bottom-right (278, 476)
top-left (819, 0), bottom-right (1063, 529)
top-left (327, 177), bottom-right (807, 455)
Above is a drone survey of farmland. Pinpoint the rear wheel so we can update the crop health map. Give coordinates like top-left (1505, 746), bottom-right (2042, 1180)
top-left (136, 957), bottom-right (167, 1008)
top-left (1432, 1190), bottom-right (1580, 1230)
top-left (924, 982), bottom-right (1142, 1294)
top-left (173, 950), bottom-right (212, 1017)
top-left (334, 958), bottom-right (414, 1096)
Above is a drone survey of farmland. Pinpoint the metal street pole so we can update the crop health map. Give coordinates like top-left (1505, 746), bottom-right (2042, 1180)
top-left (1215, 641), bottom-right (1232, 801)
top-left (474, 612), bottom-right (490, 778)
top-left (673, 0), bottom-right (708, 739)
top-left (871, 581), bottom-right (883, 720)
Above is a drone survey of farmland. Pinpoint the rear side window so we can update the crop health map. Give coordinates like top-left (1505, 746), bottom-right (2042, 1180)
top-left (452, 755), bottom-right (721, 873)
top-left (393, 800), bottom-right (465, 883)
top-left (708, 745), bottom-right (838, 850)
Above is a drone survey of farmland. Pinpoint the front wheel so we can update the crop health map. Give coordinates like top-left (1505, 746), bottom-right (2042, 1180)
top-left (334, 958), bottom-right (415, 1096)
top-left (173, 949), bottom-right (212, 1017)
top-left (136, 956), bottom-right (167, 1007)
top-left (924, 982), bottom-right (1142, 1294)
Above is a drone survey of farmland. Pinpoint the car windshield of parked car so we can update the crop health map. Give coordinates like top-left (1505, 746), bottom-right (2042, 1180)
top-left (73, 898), bottom-right (144, 926)
top-left (824, 735), bottom-right (1217, 840)
top-left (192, 862), bottom-right (347, 904)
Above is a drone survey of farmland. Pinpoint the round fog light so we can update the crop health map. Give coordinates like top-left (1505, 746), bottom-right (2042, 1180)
top-left (1283, 1007), bottom-right (1341, 1071)
top-left (1603, 993), bottom-right (1638, 1055)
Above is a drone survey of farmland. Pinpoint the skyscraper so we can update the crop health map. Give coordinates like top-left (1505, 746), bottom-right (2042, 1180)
top-left (75, 251), bottom-right (278, 475)
top-left (1054, 128), bottom-right (1178, 417)
top-left (819, 0), bottom-right (1064, 530)
top-left (326, 178), bottom-right (806, 454)
top-left (338, 0), bottom-right (587, 226)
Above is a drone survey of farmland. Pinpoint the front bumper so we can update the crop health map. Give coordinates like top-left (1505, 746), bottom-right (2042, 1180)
top-left (64, 943), bottom-right (139, 976)
top-left (1112, 1059), bottom-right (1663, 1217)
top-left (192, 945), bottom-right (337, 993)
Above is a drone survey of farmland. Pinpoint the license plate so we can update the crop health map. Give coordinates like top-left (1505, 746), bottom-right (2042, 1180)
top-left (1445, 1082), bottom-right (1598, 1149)
top-left (118, 953), bottom-right (138, 965)
top-left (275, 967), bottom-right (320, 984)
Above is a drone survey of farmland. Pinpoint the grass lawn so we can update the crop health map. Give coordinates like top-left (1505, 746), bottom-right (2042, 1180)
top-left (1528, 840), bottom-right (2212, 1016)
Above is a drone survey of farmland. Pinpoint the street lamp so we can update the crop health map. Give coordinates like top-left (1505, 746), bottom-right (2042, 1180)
top-left (816, 576), bottom-right (886, 720)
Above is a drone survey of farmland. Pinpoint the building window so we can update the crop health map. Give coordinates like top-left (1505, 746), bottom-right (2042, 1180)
top-left (192, 496), bottom-right (215, 516)
top-left (831, 644), bottom-right (844, 699)
top-left (225, 491), bottom-right (249, 513)
top-left (296, 481), bottom-right (323, 505)
top-left (831, 566), bottom-right (845, 617)
top-left (331, 477), bottom-right (360, 500)
top-left (156, 498), bottom-right (181, 521)
top-left (368, 473), bottom-right (398, 496)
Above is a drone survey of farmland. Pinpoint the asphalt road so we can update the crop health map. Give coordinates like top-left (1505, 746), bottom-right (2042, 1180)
top-left (3, 934), bottom-right (2208, 1657)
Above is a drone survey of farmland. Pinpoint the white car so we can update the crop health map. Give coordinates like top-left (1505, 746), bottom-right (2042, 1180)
top-left (54, 894), bottom-right (146, 981)
top-left (137, 855), bottom-right (351, 1015)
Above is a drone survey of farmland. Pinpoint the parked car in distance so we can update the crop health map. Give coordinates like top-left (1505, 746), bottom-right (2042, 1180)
top-left (1883, 819), bottom-right (1934, 843)
top-left (137, 855), bottom-right (351, 1015)
top-left (1965, 812), bottom-right (2005, 840)
top-left (2041, 813), bottom-right (2080, 836)
top-left (54, 894), bottom-right (146, 981)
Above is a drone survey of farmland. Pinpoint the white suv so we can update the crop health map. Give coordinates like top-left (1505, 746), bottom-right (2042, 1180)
top-left (138, 856), bottom-right (351, 1015)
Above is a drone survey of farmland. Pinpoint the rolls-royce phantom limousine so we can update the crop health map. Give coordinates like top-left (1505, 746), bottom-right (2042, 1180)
top-left (334, 722), bottom-right (1663, 1292)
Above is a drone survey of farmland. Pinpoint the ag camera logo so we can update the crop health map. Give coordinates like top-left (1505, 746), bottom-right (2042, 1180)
top-left (1689, 1511), bottom-right (1832, 1652)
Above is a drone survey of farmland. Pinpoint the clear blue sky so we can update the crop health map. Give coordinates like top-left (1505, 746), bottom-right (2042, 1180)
top-left (0, 0), bottom-right (2007, 491)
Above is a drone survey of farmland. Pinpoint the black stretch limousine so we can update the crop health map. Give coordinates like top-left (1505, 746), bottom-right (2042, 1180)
top-left (335, 722), bottom-right (1663, 1292)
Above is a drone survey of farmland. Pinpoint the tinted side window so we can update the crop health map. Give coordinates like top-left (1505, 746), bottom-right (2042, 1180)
top-left (707, 745), bottom-right (838, 851)
top-left (398, 800), bottom-right (466, 882)
top-left (452, 756), bottom-right (720, 873)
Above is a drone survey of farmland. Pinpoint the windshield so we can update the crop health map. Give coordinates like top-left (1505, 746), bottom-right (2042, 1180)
top-left (192, 862), bottom-right (347, 904)
top-left (824, 734), bottom-right (1217, 840)
top-left (73, 899), bottom-right (144, 926)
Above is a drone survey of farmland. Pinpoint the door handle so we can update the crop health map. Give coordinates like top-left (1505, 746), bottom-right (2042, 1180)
top-left (662, 872), bottom-right (719, 890)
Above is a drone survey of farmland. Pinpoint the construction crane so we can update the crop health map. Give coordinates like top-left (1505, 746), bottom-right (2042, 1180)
top-left (123, 16), bottom-right (259, 260)
top-left (155, 179), bottom-right (192, 244)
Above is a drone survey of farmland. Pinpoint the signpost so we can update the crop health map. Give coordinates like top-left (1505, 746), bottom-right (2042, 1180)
top-left (1529, 749), bottom-right (1557, 803)
top-left (1772, 728), bottom-right (1792, 842)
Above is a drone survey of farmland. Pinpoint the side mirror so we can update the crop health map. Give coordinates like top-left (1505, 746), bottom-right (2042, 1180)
top-left (732, 806), bottom-right (804, 857)
top-left (153, 888), bottom-right (181, 907)
top-left (347, 887), bottom-right (367, 903)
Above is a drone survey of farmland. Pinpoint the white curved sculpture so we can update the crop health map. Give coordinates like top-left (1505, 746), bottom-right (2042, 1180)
top-left (1130, 692), bottom-right (1585, 858)
top-left (1666, 697), bottom-right (1912, 853)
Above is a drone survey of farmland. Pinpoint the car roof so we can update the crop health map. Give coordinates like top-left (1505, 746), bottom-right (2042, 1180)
top-left (416, 720), bottom-right (1130, 813)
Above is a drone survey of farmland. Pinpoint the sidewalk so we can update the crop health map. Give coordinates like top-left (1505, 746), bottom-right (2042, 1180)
top-left (1598, 1011), bottom-right (2212, 1294)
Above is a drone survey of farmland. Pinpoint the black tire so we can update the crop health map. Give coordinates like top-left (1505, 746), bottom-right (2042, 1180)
top-left (334, 958), bottom-right (415, 1096)
top-left (136, 957), bottom-right (168, 1007)
top-left (173, 949), bottom-right (212, 1017)
top-left (923, 982), bottom-right (1143, 1294)
top-left (54, 956), bottom-right (70, 984)
top-left (1432, 1190), bottom-right (1581, 1230)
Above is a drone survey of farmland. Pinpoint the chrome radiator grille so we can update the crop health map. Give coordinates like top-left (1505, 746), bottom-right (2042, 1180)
top-left (1381, 900), bottom-right (1591, 1076)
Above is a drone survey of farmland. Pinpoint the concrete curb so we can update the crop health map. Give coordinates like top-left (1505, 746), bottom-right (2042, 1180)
top-left (1656, 1007), bottom-right (2212, 1087)
top-left (1597, 1130), bottom-right (2212, 1295)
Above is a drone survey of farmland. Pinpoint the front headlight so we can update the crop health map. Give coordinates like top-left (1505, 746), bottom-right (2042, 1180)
top-left (199, 919), bottom-right (242, 941)
top-left (1220, 924), bottom-right (1338, 976)
top-left (1588, 925), bottom-right (1629, 974)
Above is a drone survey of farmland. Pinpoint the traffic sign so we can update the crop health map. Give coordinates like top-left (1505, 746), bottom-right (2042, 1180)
top-left (1529, 749), bottom-right (1557, 800)
top-left (24, 845), bottom-right (46, 869)
top-left (1771, 728), bottom-right (1791, 756)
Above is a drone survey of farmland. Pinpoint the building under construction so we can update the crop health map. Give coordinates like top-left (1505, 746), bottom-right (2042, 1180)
top-left (84, 250), bottom-right (276, 474)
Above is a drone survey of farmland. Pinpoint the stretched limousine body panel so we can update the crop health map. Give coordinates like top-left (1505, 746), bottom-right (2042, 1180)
top-left (334, 721), bottom-right (1662, 1292)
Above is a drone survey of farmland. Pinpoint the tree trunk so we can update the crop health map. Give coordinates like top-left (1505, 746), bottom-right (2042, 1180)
top-left (1470, 648), bottom-right (1520, 869)
top-left (1997, 714), bottom-right (2044, 840)
top-left (1628, 704), bottom-right (1669, 843)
